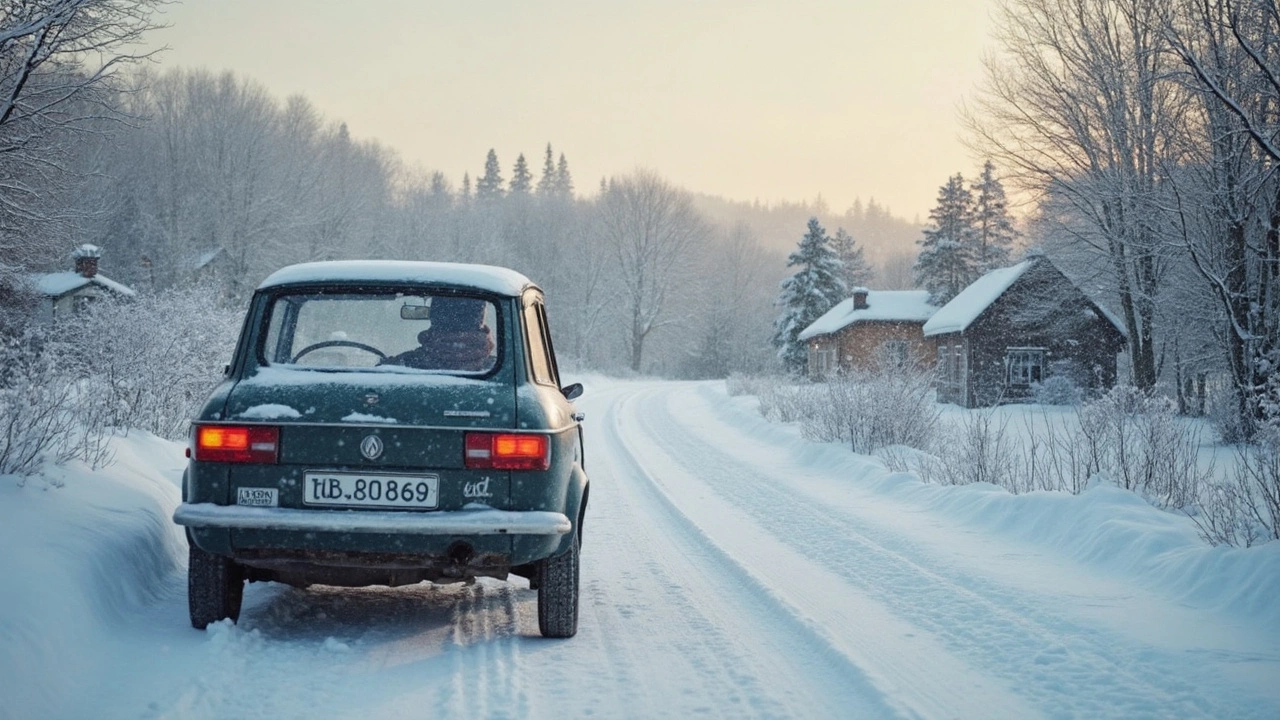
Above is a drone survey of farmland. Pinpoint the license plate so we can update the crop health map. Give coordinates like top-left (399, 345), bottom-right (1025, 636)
top-left (303, 472), bottom-right (439, 509)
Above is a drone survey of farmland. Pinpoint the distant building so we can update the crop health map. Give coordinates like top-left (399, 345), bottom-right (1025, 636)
top-left (31, 244), bottom-right (136, 323)
top-left (923, 256), bottom-right (1126, 407)
top-left (799, 288), bottom-right (938, 376)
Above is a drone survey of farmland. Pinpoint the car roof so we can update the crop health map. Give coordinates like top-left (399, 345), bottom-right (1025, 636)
top-left (257, 260), bottom-right (535, 297)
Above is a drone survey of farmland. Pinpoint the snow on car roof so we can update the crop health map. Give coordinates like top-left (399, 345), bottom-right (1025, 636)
top-left (798, 290), bottom-right (937, 340)
top-left (258, 261), bottom-right (535, 296)
top-left (922, 260), bottom-right (1033, 337)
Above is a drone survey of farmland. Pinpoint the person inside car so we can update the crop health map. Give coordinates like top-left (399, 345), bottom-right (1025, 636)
top-left (383, 296), bottom-right (494, 371)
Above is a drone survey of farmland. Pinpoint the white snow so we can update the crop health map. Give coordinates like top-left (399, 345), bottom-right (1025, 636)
top-left (2, 379), bottom-right (1277, 719)
top-left (258, 260), bottom-right (533, 297)
top-left (237, 403), bottom-right (302, 420)
top-left (340, 412), bottom-right (398, 424)
top-left (30, 271), bottom-right (138, 298)
top-left (923, 260), bottom-right (1032, 336)
top-left (798, 290), bottom-right (937, 340)
top-left (174, 503), bottom-right (571, 535)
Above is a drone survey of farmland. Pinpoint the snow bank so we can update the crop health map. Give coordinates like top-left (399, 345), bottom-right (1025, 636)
top-left (716, 384), bottom-right (1280, 628)
top-left (0, 433), bottom-right (187, 720)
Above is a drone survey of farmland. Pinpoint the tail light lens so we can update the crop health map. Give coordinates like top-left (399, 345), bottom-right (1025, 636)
top-left (194, 425), bottom-right (280, 464)
top-left (464, 432), bottom-right (549, 470)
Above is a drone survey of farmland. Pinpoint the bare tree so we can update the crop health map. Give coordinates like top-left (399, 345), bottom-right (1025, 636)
top-left (0, 0), bottom-right (163, 299)
top-left (598, 170), bottom-right (707, 372)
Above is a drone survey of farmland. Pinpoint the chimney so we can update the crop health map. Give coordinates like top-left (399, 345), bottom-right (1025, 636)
top-left (73, 244), bottom-right (101, 278)
top-left (852, 286), bottom-right (870, 310)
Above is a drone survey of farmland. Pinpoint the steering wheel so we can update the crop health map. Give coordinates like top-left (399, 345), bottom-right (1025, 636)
top-left (290, 340), bottom-right (387, 363)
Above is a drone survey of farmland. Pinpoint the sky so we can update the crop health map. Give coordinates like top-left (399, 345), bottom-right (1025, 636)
top-left (145, 1), bottom-right (995, 221)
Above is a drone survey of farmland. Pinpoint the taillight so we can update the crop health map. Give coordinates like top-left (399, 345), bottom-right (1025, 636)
top-left (464, 432), bottom-right (549, 470)
top-left (194, 425), bottom-right (280, 464)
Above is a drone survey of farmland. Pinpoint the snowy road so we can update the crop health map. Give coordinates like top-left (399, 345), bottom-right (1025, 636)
top-left (52, 381), bottom-right (1280, 719)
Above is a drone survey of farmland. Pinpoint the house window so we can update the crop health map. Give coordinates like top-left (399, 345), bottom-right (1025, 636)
top-left (937, 345), bottom-right (949, 382)
top-left (880, 340), bottom-right (909, 368)
top-left (953, 346), bottom-right (963, 386)
top-left (1007, 348), bottom-right (1046, 386)
top-left (812, 343), bottom-right (837, 376)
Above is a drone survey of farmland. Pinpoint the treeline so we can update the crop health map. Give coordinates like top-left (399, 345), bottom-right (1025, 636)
top-left (970, 0), bottom-right (1280, 440)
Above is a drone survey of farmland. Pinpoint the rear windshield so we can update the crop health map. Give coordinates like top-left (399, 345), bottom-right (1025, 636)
top-left (261, 291), bottom-right (499, 375)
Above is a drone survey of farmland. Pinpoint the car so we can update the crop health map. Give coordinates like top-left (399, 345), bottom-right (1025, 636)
top-left (173, 260), bottom-right (588, 638)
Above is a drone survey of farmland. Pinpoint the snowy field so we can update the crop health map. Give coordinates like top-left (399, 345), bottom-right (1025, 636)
top-left (2, 379), bottom-right (1278, 719)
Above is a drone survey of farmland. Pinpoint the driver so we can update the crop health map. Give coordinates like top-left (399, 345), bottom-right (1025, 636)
top-left (383, 296), bottom-right (494, 371)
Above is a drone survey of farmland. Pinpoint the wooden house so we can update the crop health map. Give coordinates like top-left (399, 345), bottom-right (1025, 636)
top-left (31, 244), bottom-right (136, 324)
top-left (799, 288), bottom-right (938, 377)
top-left (922, 256), bottom-right (1126, 407)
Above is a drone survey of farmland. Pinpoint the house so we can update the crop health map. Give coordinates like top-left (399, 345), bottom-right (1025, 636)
top-left (922, 256), bottom-right (1126, 407)
top-left (799, 287), bottom-right (938, 376)
top-left (31, 244), bottom-right (136, 323)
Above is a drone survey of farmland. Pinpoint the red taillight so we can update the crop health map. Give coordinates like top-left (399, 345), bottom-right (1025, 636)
top-left (194, 425), bottom-right (279, 464)
top-left (464, 432), bottom-right (549, 470)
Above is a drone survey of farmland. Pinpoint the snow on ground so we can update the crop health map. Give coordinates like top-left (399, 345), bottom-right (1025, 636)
top-left (1, 379), bottom-right (1278, 720)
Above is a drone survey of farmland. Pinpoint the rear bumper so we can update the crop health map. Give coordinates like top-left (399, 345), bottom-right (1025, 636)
top-left (173, 503), bottom-right (572, 536)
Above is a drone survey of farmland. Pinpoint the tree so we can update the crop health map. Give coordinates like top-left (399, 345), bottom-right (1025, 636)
top-left (970, 160), bottom-right (1017, 272)
top-left (0, 0), bottom-right (163, 302)
top-left (476, 149), bottom-right (503, 200)
top-left (537, 143), bottom-right (556, 196)
top-left (773, 217), bottom-right (846, 374)
top-left (555, 153), bottom-right (574, 198)
top-left (914, 174), bottom-right (977, 304)
top-left (509, 152), bottom-right (532, 195)
top-left (598, 170), bottom-right (706, 372)
top-left (831, 227), bottom-right (874, 290)
top-left (460, 172), bottom-right (472, 202)
top-left (967, 0), bottom-right (1180, 391)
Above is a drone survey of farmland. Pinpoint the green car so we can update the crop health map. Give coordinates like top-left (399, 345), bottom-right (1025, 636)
top-left (173, 261), bottom-right (588, 638)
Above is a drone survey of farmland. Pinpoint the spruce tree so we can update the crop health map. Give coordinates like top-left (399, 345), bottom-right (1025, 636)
top-left (970, 160), bottom-right (1017, 272)
top-left (555, 153), bottom-right (574, 198)
top-left (460, 172), bottom-right (472, 202)
top-left (832, 227), bottom-right (874, 290)
top-left (537, 143), bottom-right (556, 196)
top-left (510, 153), bottom-right (532, 195)
top-left (772, 217), bottom-right (847, 374)
top-left (476, 149), bottom-right (504, 200)
top-left (914, 173), bottom-right (978, 304)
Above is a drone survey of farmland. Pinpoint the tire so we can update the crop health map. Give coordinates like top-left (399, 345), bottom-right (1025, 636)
top-left (188, 544), bottom-right (245, 629)
top-left (536, 536), bottom-right (579, 638)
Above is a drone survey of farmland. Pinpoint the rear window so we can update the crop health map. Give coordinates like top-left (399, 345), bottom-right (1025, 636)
top-left (261, 291), bottom-right (499, 375)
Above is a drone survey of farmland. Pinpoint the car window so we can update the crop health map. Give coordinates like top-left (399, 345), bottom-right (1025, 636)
top-left (262, 291), bottom-right (498, 374)
top-left (523, 302), bottom-right (555, 385)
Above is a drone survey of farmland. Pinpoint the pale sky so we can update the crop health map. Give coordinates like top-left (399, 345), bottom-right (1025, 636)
top-left (147, 1), bottom-right (994, 220)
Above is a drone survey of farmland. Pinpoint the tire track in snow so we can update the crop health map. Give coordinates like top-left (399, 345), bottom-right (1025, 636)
top-left (623, 381), bottom-right (1274, 719)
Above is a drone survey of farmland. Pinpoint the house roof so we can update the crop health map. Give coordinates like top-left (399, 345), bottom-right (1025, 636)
top-left (32, 271), bottom-right (137, 299)
top-left (799, 290), bottom-right (937, 341)
top-left (922, 261), bottom-right (1033, 337)
top-left (258, 260), bottom-right (535, 297)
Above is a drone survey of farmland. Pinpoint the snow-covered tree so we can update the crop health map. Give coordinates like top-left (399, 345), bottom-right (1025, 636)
top-left (970, 160), bottom-right (1017, 272)
top-left (537, 143), bottom-right (557, 196)
top-left (914, 174), bottom-right (977, 304)
top-left (831, 227), bottom-right (874, 290)
top-left (476, 149), bottom-right (503, 200)
top-left (460, 172), bottom-right (472, 202)
top-left (555, 153), bottom-right (574, 199)
top-left (509, 153), bottom-right (532, 195)
top-left (773, 217), bottom-right (846, 374)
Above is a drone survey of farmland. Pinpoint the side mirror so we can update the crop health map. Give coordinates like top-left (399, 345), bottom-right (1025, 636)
top-left (561, 383), bottom-right (583, 401)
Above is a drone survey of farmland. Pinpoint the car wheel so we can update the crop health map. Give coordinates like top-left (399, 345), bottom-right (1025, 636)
top-left (536, 536), bottom-right (579, 638)
top-left (188, 544), bottom-right (245, 629)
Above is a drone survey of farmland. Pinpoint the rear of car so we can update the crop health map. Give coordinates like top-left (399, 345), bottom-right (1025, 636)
top-left (174, 261), bottom-right (587, 637)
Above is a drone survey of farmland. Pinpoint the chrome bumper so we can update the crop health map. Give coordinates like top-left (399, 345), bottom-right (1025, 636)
top-left (173, 503), bottom-right (571, 536)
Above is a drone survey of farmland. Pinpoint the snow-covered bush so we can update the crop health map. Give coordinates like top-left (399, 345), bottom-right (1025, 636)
top-left (803, 362), bottom-right (939, 454)
top-left (1030, 359), bottom-right (1086, 405)
top-left (1192, 426), bottom-right (1280, 547)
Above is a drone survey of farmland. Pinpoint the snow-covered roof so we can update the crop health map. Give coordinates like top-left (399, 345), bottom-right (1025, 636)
top-left (258, 261), bottom-right (534, 297)
top-left (188, 247), bottom-right (224, 271)
top-left (32, 271), bottom-right (136, 298)
top-left (799, 290), bottom-right (937, 340)
top-left (922, 261), bottom-right (1033, 337)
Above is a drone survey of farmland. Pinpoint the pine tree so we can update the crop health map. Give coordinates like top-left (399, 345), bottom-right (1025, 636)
top-left (460, 172), bottom-right (472, 202)
top-left (555, 153), bottom-right (574, 198)
top-left (476, 149), bottom-right (504, 200)
top-left (970, 160), bottom-right (1017, 272)
top-left (772, 217), bottom-right (847, 374)
top-left (510, 153), bottom-right (532, 195)
top-left (831, 227), bottom-right (874, 290)
top-left (537, 143), bottom-right (556, 196)
top-left (914, 173), bottom-right (978, 304)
